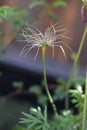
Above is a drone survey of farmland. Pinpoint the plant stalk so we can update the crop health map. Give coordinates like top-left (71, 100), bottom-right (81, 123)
top-left (81, 70), bottom-right (87, 130)
top-left (65, 25), bottom-right (87, 109)
top-left (42, 46), bottom-right (59, 118)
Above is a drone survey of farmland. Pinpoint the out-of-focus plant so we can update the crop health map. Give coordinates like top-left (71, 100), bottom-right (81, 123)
top-left (3, 81), bottom-right (24, 100)
top-left (29, 0), bottom-right (67, 9)
top-left (65, 5), bottom-right (87, 109)
top-left (70, 85), bottom-right (84, 109)
top-left (29, 0), bottom-right (67, 22)
top-left (53, 77), bottom-right (85, 103)
top-left (14, 74), bottom-right (87, 130)
top-left (0, 6), bottom-right (28, 47)
top-left (12, 81), bottom-right (24, 89)
top-left (28, 85), bottom-right (48, 106)
top-left (66, 28), bottom-right (87, 108)
top-left (0, 6), bottom-right (27, 27)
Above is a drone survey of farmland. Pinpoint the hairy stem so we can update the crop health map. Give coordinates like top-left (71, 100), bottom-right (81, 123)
top-left (42, 47), bottom-right (59, 118)
top-left (81, 70), bottom-right (87, 130)
top-left (65, 25), bottom-right (87, 109)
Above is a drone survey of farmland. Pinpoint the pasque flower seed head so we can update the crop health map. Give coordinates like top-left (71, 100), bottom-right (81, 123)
top-left (19, 23), bottom-right (71, 60)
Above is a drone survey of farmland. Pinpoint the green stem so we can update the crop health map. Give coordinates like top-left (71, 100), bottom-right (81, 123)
top-left (65, 25), bottom-right (87, 109)
top-left (42, 47), bottom-right (59, 118)
top-left (81, 70), bottom-right (87, 130)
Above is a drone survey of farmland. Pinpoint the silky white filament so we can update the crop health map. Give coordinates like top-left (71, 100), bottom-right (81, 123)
top-left (19, 22), bottom-right (72, 59)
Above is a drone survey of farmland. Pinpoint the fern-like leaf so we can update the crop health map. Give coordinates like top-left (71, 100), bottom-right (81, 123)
top-left (20, 106), bottom-right (49, 130)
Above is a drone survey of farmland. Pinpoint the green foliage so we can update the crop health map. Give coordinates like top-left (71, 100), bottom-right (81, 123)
top-left (12, 81), bottom-right (24, 89)
top-left (29, 85), bottom-right (48, 106)
top-left (29, 0), bottom-right (47, 9)
top-left (19, 106), bottom-right (79, 130)
top-left (16, 76), bottom-right (86, 130)
top-left (48, 13), bottom-right (58, 22)
top-left (55, 77), bottom-right (85, 108)
top-left (20, 106), bottom-right (49, 130)
top-left (57, 78), bottom-right (67, 84)
top-left (71, 76), bottom-right (85, 87)
top-left (69, 85), bottom-right (84, 108)
top-left (56, 111), bottom-right (78, 130)
top-left (53, 0), bottom-right (67, 8)
top-left (0, 6), bottom-right (11, 20)
top-left (53, 87), bottom-right (67, 101)
top-left (0, 6), bottom-right (27, 27)
top-left (29, 0), bottom-right (67, 9)
top-left (13, 125), bottom-right (25, 130)
top-left (37, 95), bottom-right (48, 107)
top-left (58, 76), bottom-right (85, 88)
top-left (54, 78), bottom-right (68, 101)
top-left (70, 52), bottom-right (77, 62)
top-left (28, 0), bottom-right (67, 22)
top-left (28, 85), bottom-right (42, 94)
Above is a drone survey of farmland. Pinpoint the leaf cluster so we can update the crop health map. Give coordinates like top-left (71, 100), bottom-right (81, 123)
top-left (69, 85), bottom-right (84, 108)
top-left (28, 85), bottom-right (48, 106)
top-left (20, 106), bottom-right (49, 130)
top-left (55, 111), bottom-right (78, 130)
top-left (29, 0), bottom-right (67, 9)
top-left (18, 106), bottom-right (80, 130)
top-left (0, 6), bottom-right (27, 27)
top-left (12, 81), bottom-right (24, 89)
top-left (29, 0), bottom-right (67, 22)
